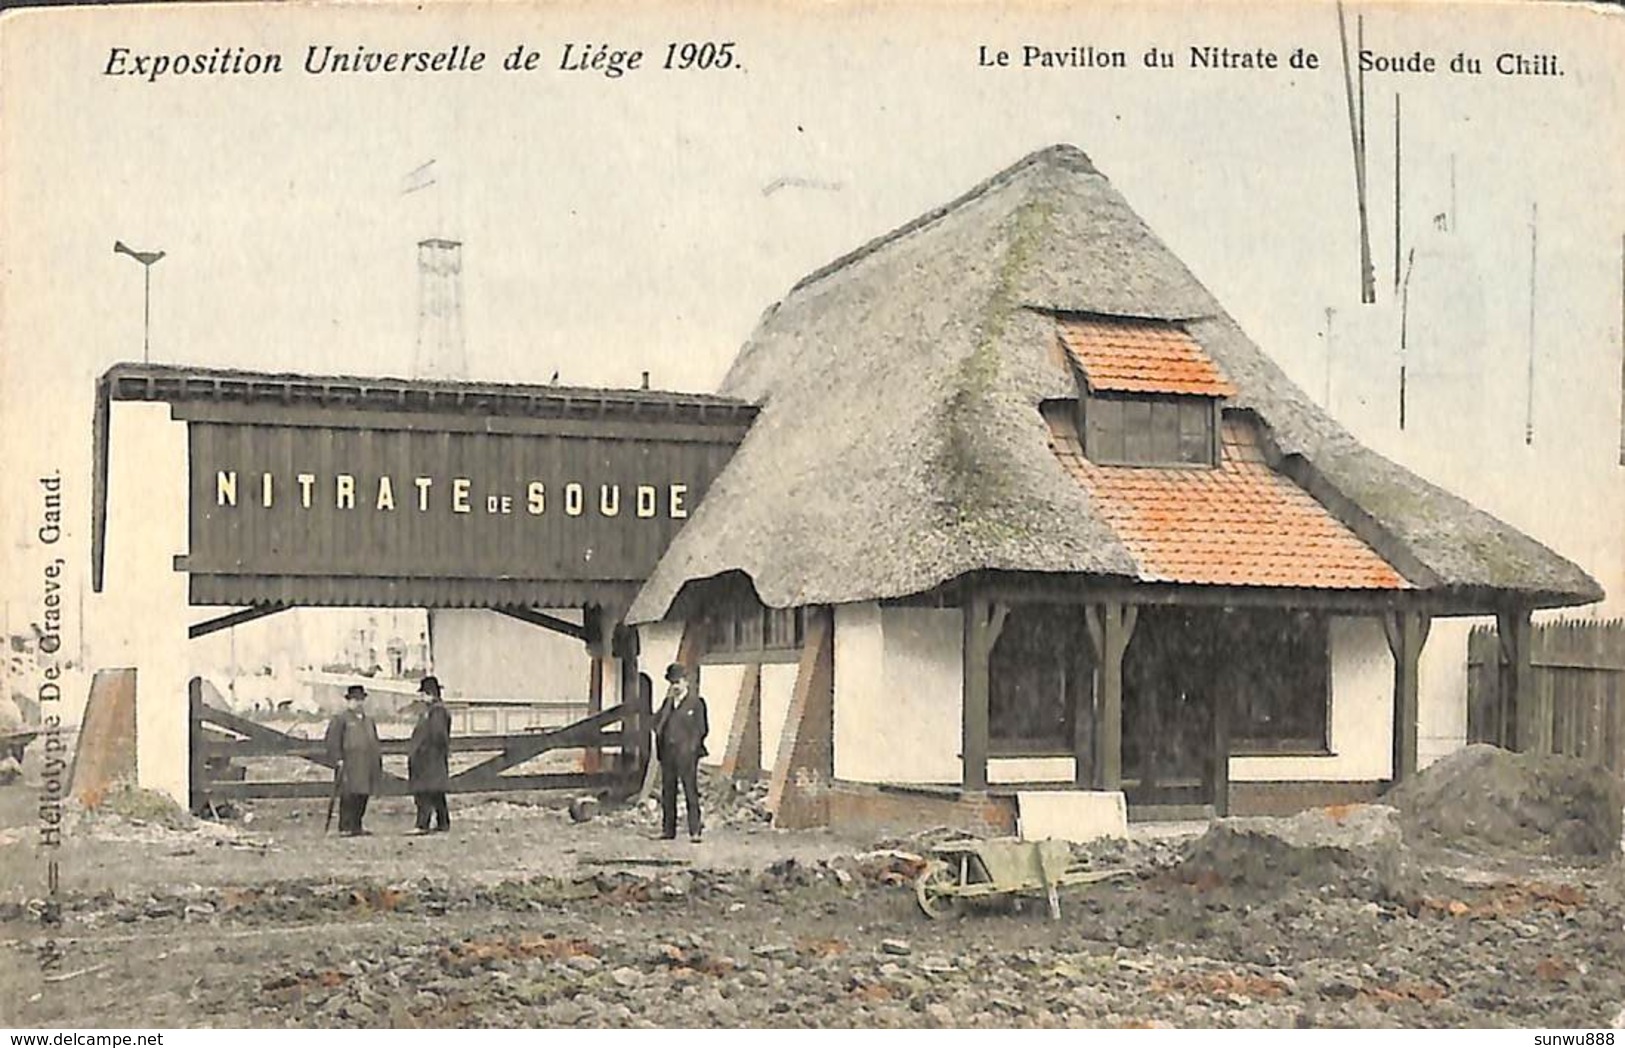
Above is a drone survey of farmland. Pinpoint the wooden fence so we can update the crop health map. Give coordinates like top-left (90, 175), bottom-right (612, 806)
top-left (188, 678), bottom-right (648, 812)
top-left (1467, 618), bottom-right (1625, 779)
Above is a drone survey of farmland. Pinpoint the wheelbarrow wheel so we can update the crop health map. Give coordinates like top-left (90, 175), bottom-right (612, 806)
top-left (915, 860), bottom-right (962, 920)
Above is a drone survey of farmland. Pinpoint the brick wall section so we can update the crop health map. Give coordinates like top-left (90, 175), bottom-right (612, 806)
top-left (767, 608), bottom-right (833, 829)
top-left (1228, 780), bottom-right (1386, 816)
top-left (824, 781), bottom-right (1017, 838)
top-left (720, 663), bottom-right (762, 778)
top-left (816, 781), bottom-right (1377, 836)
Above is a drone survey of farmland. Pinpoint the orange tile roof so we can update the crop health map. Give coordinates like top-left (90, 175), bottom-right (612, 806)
top-left (1058, 316), bottom-right (1237, 397)
top-left (1049, 414), bottom-right (1410, 590)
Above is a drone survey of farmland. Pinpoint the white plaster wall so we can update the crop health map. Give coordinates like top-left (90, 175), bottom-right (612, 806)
top-left (97, 403), bottom-right (191, 803)
top-left (697, 663), bottom-right (746, 768)
top-left (638, 621), bottom-right (684, 685)
top-left (759, 663), bottom-right (798, 773)
top-left (880, 607), bottom-right (965, 783)
top-left (833, 603), bottom-right (963, 784)
top-left (989, 757), bottom-right (1074, 784)
top-left (1231, 616), bottom-right (1393, 783)
top-left (1418, 618), bottom-right (1473, 768)
top-left (689, 603), bottom-right (1528, 790)
top-left (832, 603), bottom-right (885, 781)
top-left (430, 609), bottom-right (594, 704)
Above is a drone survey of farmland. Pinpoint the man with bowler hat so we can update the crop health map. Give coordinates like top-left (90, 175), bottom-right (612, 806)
top-left (653, 662), bottom-right (708, 842)
top-left (408, 675), bottom-right (453, 833)
top-left (324, 684), bottom-right (384, 836)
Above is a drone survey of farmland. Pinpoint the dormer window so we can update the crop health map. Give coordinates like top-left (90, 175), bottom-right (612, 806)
top-left (1081, 392), bottom-right (1218, 466)
top-left (1056, 315), bottom-right (1234, 469)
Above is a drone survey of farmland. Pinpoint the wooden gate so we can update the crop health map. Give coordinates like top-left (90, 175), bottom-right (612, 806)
top-left (1467, 618), bottom-right (1625, 779)
top-left (188, 680), bottom-right (649, 811)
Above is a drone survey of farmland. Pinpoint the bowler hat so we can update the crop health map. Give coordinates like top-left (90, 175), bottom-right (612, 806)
top-left (418, 675), bottom-right (441, 695)
top-left (664, 662), bottom-right (686, 683)
top-left (344, 684), bottom-right (367, 700)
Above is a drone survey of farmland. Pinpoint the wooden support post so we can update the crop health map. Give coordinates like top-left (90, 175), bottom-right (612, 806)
top-left (1498, 607), bottom-right (1538, 753)
top-left (721, 663), bottom-right (763, 778)
top-left (612, 623), bottom-right (644, 784)
top-left (960, 591), bottom-right (1009, 792)
top-left (767, 609), bottom-right (834, 828)
top-left (584, 607), bottom-right (609, 774)
top-left (1085, 603), bottom-right (1137, 791)
top-left (962, 592), bottom-right (990, 792)
top-left (1101, 604), bottom-right (1129, 791)
top-left (188, 676), bottom-right (208, 815)
top-left (1384, 610), bottom-right (1431, 783)
top-left (675, 616), bottom-right (707, 690)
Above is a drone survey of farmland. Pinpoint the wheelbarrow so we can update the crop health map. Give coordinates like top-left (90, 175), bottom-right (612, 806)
top-left (0, 729), bottom-right (40, 780)
top-left (2, 729), bottom-right (39, 765)
top-left (914, 837), bottom-right (1132, 920)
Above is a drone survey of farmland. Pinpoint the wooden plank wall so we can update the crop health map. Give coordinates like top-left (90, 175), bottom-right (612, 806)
top-left (1467, 618), bottom-right (1625, 780)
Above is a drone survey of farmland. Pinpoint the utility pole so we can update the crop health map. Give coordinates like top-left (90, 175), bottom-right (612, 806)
top-left (113, 241), bottom-right (165, 363)
top-left (1525, 204), bottom-right (1538, 446)
top-left (1336, 4), bottom-right (1376, 304)
top-left (1399, 248), bottom-right (1416, 430)
top-left (1393, 93), bottom-right (1402, 295)
top-left (1324, 306), bottom-right (1336, 410)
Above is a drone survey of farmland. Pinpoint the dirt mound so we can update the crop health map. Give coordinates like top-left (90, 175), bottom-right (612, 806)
top-left (1386, 744), bottom-right (1623, 859)
top-left (86, 781), bottom-right (193, 831)
top-left (1180, 805), bottom-right (1404, 896)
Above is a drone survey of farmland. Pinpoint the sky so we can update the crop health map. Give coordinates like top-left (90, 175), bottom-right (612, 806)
top-left (3, 0), bottom-right (1624, 668)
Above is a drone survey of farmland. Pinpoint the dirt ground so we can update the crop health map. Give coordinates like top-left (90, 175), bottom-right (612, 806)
top-left (3, 760), bottom-right (1625, 1029)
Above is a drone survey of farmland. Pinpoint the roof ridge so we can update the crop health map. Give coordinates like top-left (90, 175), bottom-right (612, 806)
top-left (97, 361), bottom-right (751, 407)
top-left (787, 144), bottom-right (1097, 297)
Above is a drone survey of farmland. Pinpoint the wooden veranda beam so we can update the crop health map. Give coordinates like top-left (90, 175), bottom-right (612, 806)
top-left (188, 603), bottom-right (290, 639)
top-left (973, 578), bottom-right (1540, 618)
top-left (494, 606), bottom-right (589, 641)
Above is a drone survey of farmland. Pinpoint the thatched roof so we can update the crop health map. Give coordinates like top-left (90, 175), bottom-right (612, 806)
top-left (628, 145), bottom-right (1602, 622)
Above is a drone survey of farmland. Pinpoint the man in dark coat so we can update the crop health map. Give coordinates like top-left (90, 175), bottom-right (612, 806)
top-left (408, 675), bottom-right (453, 833)
top-left (324, 684), bottom-right (384, 836)
top-left (652, 662), bottom-right (709, 842)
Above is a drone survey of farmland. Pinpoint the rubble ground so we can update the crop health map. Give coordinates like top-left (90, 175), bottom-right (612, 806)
top-left (3, 761), bottom-right (1624, 1029)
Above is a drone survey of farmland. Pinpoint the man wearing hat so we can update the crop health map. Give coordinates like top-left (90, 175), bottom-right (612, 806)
top-left (324, 684), bottom-right (384, 836)
top-left (408, 675), bottom-right (453, 833)
top-left (652, 662), bottom-right (709, 842)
